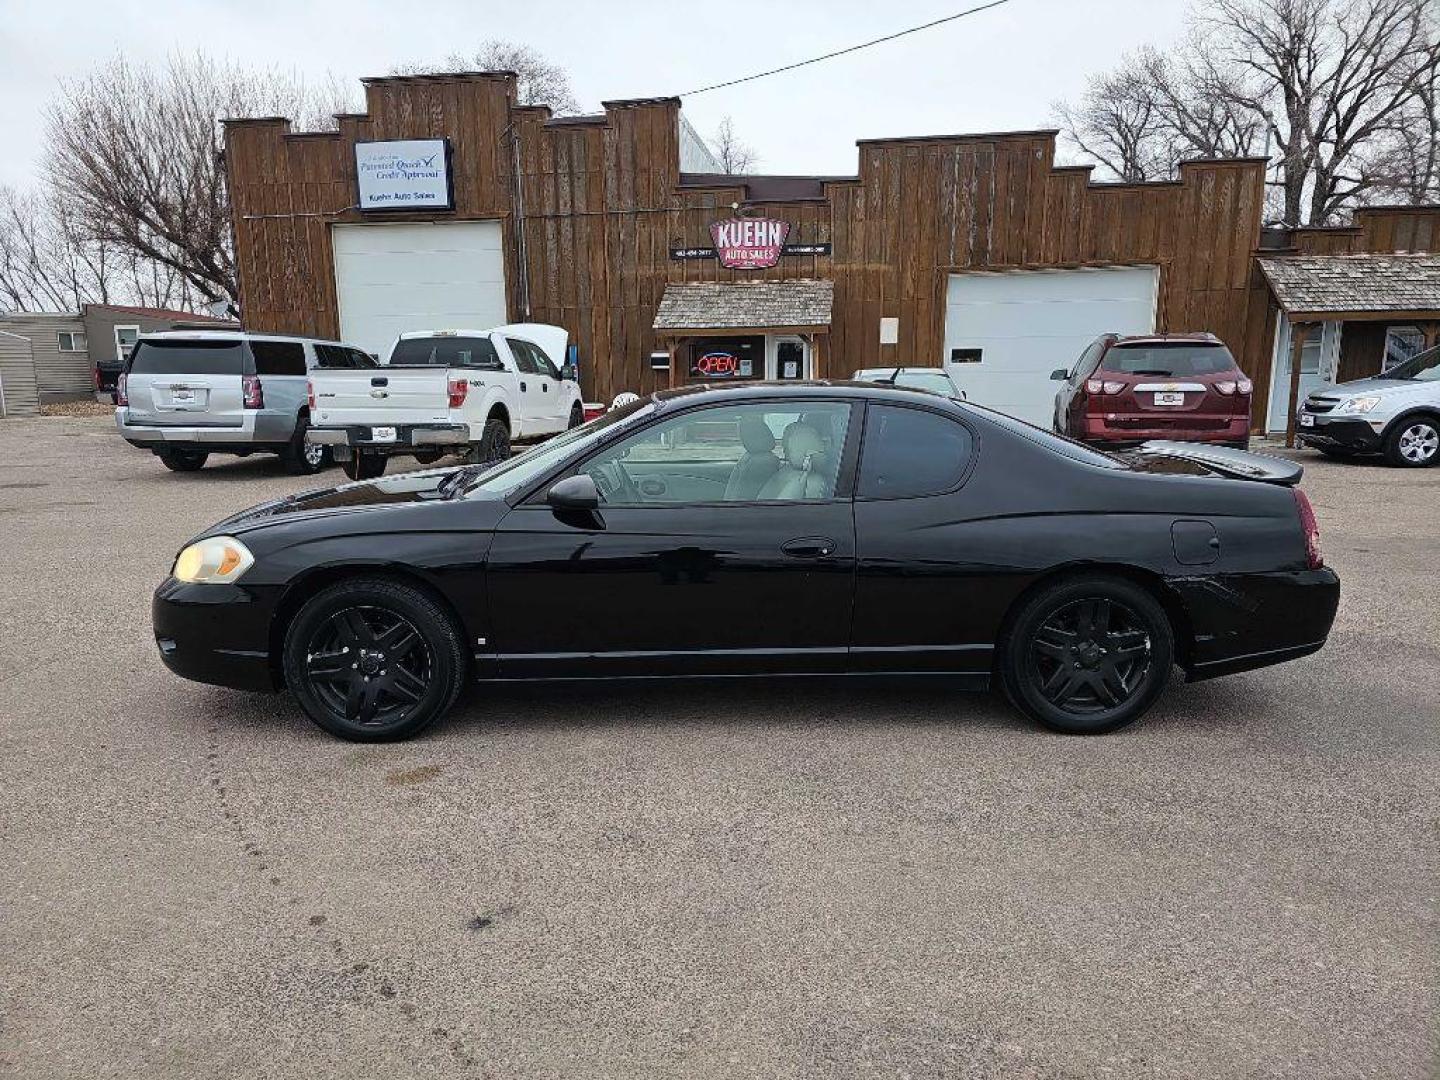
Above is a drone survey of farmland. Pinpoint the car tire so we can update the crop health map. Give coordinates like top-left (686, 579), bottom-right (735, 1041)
top-left (1383, 416), bottom-right (1440, 468)
top-left (283, 415), bottom-right (329, 475)
top-left (471, 417), bottom-right (510, 465)
top-left (568, 403), bottom-right (584, 429)
top-left (998, 574), bottom-right (1174, 735)
top-left (1318, 447), bottom-right (1358, 461)
top-left (282, 577), bottom-right (467, 742)
top-left (341, 452), bottom-right (387, 481)
top-left (158, 448), bottom-right (208, 472)
top-left (413, 451), bottom-right (444, 465)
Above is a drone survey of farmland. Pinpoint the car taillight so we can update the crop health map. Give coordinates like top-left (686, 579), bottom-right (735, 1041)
top-left (307, 379), bottom-right (316, 411)
top-left (1237, 377), bottom-right (1253, 394)
top-left (116, 373), bottom-right (128, 407)
top-left (1293, 488), bottom-right (1323, 570)
top-left (242, 374), bottom-right (263, 409)
top-left (1086, 379), bottom-right (1125, 395)
top-left (1216, 378), bottom-right (1254, 396)
top-left (1216, 381), bottom-right (1237, 395)
top-left (448, 376), bottom-right (468, 408)
top-left (1085, 379), bottom-right (1102, 394)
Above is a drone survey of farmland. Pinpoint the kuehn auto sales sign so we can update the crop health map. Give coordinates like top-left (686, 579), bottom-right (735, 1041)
top-left (710, 218), bottom-right (791, 269)
top-left (355, 139), bottom-right (454, 211)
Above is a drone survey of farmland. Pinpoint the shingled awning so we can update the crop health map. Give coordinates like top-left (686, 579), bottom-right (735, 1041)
top-left (653, 279), bottom-right (834, 334)
top-left (1258, 253), bottom-right (1440, 321)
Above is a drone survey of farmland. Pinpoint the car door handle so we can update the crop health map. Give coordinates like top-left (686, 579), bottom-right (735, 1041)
top-left (370, 376), bottom-right (388, 387)
top-left (542, 383), bottom-right (548, 392)
top-left (520, 380), bottom-right (528, 392)
top-left (781, 537), bottom-right (836, 559)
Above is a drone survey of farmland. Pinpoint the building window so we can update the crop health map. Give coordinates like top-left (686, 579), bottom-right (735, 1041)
top-left (1384, 325), bottom-right (1426, 372)
top-left (113, 325), bottom-right (140, 362)
top-left (57, 332), bottom-right (88, 353)
top-left (1298, 325), bottom-right (1324, 375)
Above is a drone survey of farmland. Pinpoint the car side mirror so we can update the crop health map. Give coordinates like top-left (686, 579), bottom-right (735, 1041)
top-left (547, 474), bottom-right (599, 511)
top-left (1050, 368), bottom-right (1069, 381)
top-left (560, 363), bottom-right (578, 382)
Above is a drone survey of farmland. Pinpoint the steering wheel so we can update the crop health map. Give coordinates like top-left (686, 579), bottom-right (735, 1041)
top-left (589, 459), bottom-right (641, 504)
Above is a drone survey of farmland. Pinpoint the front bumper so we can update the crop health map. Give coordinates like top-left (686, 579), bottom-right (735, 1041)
top-left (1169, 568), bottom-right (1340, 681)
top-left (1294, 412), bottom-right (1384, 452)
top-left (152, 578), bottom-right (280, 692)
top-left (117, 408), bottom-right (294, 449)
top-left (307, 424), bottom-right (470, 458)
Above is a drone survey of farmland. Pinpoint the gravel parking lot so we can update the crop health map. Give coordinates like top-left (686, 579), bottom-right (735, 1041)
top-left (1, 415), bottom-right (1435, 1079)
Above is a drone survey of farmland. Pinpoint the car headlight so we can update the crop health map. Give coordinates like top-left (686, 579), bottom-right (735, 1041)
top-left (172, 536), bottom-right (255, 584)
top-left (1339, 395), bottom-right (1381, 413)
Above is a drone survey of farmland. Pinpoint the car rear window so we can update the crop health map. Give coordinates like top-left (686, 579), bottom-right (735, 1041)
top-left (389, 336), bottom-right (501, 369)
top-left (127, 340), bottom-right (246, 376)
top-left (1101, 344), bottom-right (1237, 376)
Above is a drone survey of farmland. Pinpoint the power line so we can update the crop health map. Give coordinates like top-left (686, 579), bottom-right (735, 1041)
top-left (679, 0), bottom-right (1013, 97)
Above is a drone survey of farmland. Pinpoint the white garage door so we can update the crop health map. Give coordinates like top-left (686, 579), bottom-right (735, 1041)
top-left (331, 221), bottom-right (507, 359)
top-left (943, 266), bottom-right (1159, 427)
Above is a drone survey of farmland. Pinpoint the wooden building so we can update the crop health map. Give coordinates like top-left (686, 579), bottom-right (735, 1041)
top-left (223, 71), bottom-right (1440, 433)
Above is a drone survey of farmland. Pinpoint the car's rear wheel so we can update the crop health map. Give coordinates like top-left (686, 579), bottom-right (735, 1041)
top-left (282, 577), bottom-right (466, 741)
top-left (568, 403), bottom-right (584, 429)
top-left (469, 417), bottom-right (510, 466)
top-left (341, 452), bottom-right (387, 481)
top-left (999, 575), bottom-right (1173, 735)
top-left (1384, 417), bottom-right (1439, 468)
top-left (158, 448), bottom-right (208, 472)
top-left (283, 415), bottom-right (329, 475)
top-left (413, 451), bottom-right (444, 465)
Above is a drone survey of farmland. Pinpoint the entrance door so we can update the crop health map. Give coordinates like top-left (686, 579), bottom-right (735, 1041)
top-left (484, 399), bottom-right (859, 678)
top-left (1268, 319), bottom-right (1339, 432)
top-left (770, 336), bottom-right (809, 380)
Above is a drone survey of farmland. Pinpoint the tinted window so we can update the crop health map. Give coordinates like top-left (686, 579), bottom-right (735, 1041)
top-left (507, 339), bottom-right (539, 375)
top-left (389, 336), bottom-right (501, 368)
top-left (128, 340), bottom-right (245, 376)
top-left (1072, 341), bottom-right (1105, 382)
top-left (1101, 344), bottom-right (1237, 376)
top-left (314, 344), bottom-right (376, 368)
top-left (859, 405), bottom-right (973, 499)
top-left (251, 341), bottom-right (307, 376)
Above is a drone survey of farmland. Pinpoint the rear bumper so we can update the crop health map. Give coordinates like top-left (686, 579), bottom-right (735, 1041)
top-left (1083, 414), bottom-right (1250, 445)
top-left (1295, 413), bottom-right (1384, 452)
top-left (152, 578), bottom-right (280, 692)
top-left (307, 423), bottom-right (470, 456)
top-left (1169, 568), bottom-right (1340, 681)
top-left (117, 408), bottom-right (294, 448)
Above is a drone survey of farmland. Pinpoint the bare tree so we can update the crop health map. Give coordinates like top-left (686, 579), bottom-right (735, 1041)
top-left (42, 53), bottom-right (359, 307)
top-left (392, 40), bottom-right (582, 113)
top-left (1056, 0), bottom-right (1440, 225)
top-left (712, 117), bottom-right (759, 175)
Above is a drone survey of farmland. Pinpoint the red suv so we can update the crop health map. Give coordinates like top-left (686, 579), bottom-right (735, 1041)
top-left (1050, 333), bottom-right (1253, 449)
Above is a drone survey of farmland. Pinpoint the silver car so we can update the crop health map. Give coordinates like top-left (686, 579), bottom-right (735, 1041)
top-left (852, 367), bottom-right (965, 397)
top-left (116, 331), bottom-right (374, 474)
top-left (1296, 344), bottom-right (1440, 467)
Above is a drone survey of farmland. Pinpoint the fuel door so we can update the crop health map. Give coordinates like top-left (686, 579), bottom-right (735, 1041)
top-left (1172, 519), bottom-right (1220, 566)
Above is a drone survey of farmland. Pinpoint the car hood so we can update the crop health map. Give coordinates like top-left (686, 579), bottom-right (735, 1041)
top-left (1309, 377), bottom-right (1422, 399)
top-left (205, 467), bottom-right (495, 536)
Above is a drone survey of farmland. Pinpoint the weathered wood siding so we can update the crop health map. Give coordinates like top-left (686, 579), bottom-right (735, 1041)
top-left (226, 75), bottom-right (1270, 406)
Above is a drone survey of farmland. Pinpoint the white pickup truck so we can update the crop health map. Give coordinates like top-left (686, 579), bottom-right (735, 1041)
top-left (306, 324), bottom-right (583, 480)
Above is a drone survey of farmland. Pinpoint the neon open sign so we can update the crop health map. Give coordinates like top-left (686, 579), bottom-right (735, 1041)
top-left (695, 351), bottom-right (740, 377)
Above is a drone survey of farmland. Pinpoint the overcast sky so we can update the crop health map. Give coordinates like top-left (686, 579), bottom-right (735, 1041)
top-left (0, 0), bottom-right (1193, 190)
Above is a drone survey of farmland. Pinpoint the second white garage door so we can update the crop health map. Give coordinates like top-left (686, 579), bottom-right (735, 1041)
top-left (331, 221), bottom-right (508, 359)
top-left (943, 266), bottom-right (1159, 427)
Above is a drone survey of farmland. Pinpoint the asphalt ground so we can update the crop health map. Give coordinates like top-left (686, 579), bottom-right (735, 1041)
top-left (0, 416), bottom-right (1435, 1079)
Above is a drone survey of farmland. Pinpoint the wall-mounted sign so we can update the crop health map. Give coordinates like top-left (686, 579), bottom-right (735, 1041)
top-left (669, 241), bottom-right (833, 262)
top-left (711, 218), bottom-right (790, 269)
top-left (355, 139), bottom-right (454, 212)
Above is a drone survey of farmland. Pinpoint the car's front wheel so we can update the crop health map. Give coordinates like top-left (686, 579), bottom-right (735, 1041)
top-left (1384, 417), bottom-right (1440, 467)
top-left (999, 575), bottom-right (1174, 735)
top-left (283, 415), bottom-right (330, 475)
top-left (282, 577), bottom-right (467, 741)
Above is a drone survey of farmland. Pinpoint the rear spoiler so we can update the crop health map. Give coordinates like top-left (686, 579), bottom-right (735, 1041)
top-left (1133, 440), bottom-right (1304, 486)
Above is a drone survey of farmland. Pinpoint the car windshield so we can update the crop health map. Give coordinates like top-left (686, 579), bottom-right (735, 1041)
top-left (1101, 344), bottom-right (1236, 377)
top-left (1382, 343), bottom-right (1440, 382)
top-left (462, 400), bottom-right (657, 497)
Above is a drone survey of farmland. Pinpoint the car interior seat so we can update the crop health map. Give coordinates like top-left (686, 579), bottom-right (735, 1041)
top-left (754, 422), bottom-right (831, 500)
top-left (723, 416), bottom-right (782, 500)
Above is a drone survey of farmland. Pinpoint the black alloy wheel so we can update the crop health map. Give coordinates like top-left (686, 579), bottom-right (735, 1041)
top-left (471, 417), bottom-right (510, 465)
top-left (283, 578), bottom-right (466, 741)
top-left (568, 403), bottom-right (584, 429)
top-left (999, 575), bottom-right (1173, 735)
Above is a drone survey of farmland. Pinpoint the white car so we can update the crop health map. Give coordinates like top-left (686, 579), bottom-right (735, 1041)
top-left (307, 324), bottom-right (583, 480)
top-left (852, 366), bottom-right (965, 398)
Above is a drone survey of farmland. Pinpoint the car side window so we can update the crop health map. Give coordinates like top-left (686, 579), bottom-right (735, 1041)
top-left (1071, 341), bottom-right (1103, 383)
top-left (522, 341), bottom-right (561, 380)
top-left (250, 340), bottom-right (307, 376)
top-left (578, 401), bottom-right (852, 505)
top-left (857, 405), bottom-right (973, 500)
top-left (507, 339), bottom-right (539, 376)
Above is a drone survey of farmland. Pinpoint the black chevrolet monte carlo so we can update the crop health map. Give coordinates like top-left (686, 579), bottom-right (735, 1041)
top-left (154, 382), bottom-right (1339, 742)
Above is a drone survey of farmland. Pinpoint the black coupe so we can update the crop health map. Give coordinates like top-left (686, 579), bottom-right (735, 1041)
top-left (154, 382), bottom-right (1339, 741)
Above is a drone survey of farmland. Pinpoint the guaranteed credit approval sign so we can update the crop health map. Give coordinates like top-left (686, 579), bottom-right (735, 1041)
top-left (355, 139), bottom-right (453, 211)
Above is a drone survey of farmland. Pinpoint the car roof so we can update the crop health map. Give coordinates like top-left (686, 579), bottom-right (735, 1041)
top-left (853, 366), bottom-right (949, 374)
top-left (139, 329), bottom-right (360, 347)
top-left (651, 379), bottom-right (960, 409)
top-left (1110, 332), bottom-right (1223, 346)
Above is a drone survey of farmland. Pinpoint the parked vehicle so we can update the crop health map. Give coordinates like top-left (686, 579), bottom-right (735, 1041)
top-left (1296, 343), bottom-right (1440, 467)
top-left (1051, 333), bottom-right (1253, 449)
top-left (153, 382), bottom-right (1338, 742)
top-left (853, 367), bottom-right (964, 397)
top-left (305, 324), bottom-right (582, 481)
top-left (116, 331), bottom-right (374, 474)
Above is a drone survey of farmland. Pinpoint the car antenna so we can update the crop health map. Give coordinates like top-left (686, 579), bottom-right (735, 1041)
top-left (879, 366), bottom-right (902, 385)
